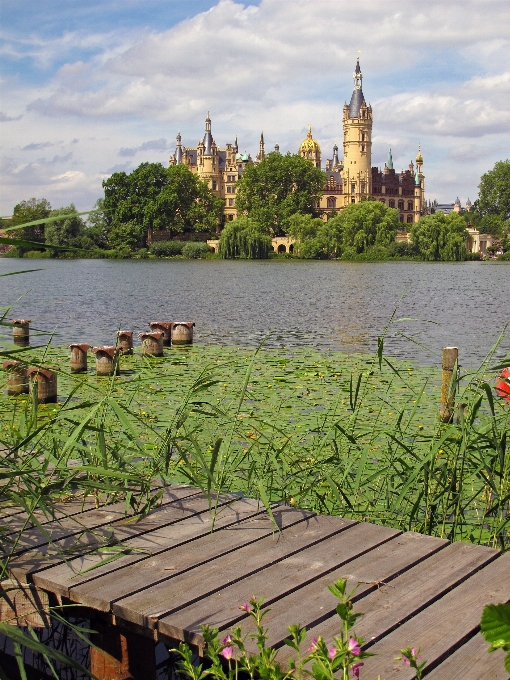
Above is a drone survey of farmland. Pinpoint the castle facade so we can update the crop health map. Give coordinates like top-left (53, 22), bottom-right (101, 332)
top-left (169, 59), bottom-right (425, 228)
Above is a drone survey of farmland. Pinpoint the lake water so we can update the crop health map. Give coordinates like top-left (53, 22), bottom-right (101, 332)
top-left (0, 258), bottom-right (508, 367)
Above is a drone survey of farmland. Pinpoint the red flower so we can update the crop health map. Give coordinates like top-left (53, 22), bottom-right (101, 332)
top-left (495, 367), bottom-right (510, 401)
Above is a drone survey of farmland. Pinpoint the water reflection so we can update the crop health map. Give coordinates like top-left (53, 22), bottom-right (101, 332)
top-left (0, 258), bottom-right (508, 367)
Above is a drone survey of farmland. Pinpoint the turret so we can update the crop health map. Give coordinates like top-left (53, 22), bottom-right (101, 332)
top-left (342, 58), bottom-right (373, 204)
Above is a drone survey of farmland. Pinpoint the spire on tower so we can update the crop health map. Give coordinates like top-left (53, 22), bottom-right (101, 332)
top-left (203, 113), bottom-right (213, 155)
top-left (387, 148), bottom-right (393, 170)
top-left (175, 130), bottom-right (182, 164)
top-left (348, 58), bottom-right (366, 118)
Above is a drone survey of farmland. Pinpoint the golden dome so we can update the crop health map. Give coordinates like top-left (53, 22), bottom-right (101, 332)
top-left (299, 125), bottom-right (321, 154)
top-left (416, 145), bottom-right (423, 164)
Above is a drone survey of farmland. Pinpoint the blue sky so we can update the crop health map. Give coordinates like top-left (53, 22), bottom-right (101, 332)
top-left (1, 0), bottom-right (509, 214)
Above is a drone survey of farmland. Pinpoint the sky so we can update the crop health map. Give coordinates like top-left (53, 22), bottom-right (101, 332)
top-left (1, 0), bottom-right (509, 216)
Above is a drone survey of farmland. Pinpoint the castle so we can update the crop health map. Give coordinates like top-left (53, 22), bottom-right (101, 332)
top-left (169, 59), bottom-right (425, 228)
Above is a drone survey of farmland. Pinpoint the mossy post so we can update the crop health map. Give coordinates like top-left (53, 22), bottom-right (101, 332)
top-left (2, 360), bottom-right (29, 396)
top-left (116, 331), bottom-right (134, 355)
top-left (27, 367), bottom-right (58, 404)
top-left (92, 346), bottom-right (120, 376)
top-left (148, 322), bottom-right (173, 347)
top-left (440, 346), bottom-right (458, 423)
top-left (68, 344), bottom-right (91, 373)
top-left (12, 319), bottom-right (30, 347)
top-left (171, 322), bottom-right (195, 345)
top-left (138, 331), bottom-right (164, 357)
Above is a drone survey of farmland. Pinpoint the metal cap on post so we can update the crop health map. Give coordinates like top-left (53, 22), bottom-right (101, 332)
top-left (148, 322), bottom-right (173, 346)
top-left (440, 347), bottom-right (458, 423)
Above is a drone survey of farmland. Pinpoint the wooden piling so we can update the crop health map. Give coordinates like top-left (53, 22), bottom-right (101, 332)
top-left (92, 346), bottom-right (120, 376)
top-left (440, 347), bottom-right (458, 423)
top-left (170, 321), bottom-right (195, 345)
top-left (68, 343), bottom-right (91, 373)
top-left (117, 331), bottom-right (134, 355)
top-left (2, 360), bottom-right (29, 395)
top-left (138, 332), bottom-right (164, 357)
top-left (27, 367), bottom-right (58, 404)
top-left (148, 322), bottom-right (173, 346)
top-left (12, 319), bottom-right (30, 347)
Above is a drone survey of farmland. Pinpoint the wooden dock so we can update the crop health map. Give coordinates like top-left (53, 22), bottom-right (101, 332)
top-left (1, 484), bottom-right (509, 679)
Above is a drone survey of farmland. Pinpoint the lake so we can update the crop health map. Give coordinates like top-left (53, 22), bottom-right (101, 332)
top-left (0, 258), bottom-right (508, 367)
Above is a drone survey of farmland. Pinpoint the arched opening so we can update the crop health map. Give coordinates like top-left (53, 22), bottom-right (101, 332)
top-left (289, 244), bottom-right (294, 254)
top-left (399, 215), bottom-right (404, 223)
top-left (327, 196), bottom-right (336, 209)
top-left (407, 214), bottom-right (413, 224)
top-left (407, 201), bottom-right (413, 211)
top-left (398, 200), bottom-right (404, 210)
top-left (389, 199), bottom-right (395, 208)
top-left (278, 244), bottom-right (286, 254)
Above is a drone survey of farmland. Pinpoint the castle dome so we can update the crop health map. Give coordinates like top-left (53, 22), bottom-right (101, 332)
top-left (416, 145), bottom-right (423, 164)
top-left (299, 125), bottom-right (321, 154)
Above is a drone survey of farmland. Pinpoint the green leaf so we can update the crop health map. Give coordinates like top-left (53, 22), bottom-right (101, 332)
top-left (481, 603), bottom-right (510, 673)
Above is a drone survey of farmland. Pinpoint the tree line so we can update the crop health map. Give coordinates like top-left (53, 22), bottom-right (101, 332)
top-left (2, 156), bottom-right (509, 261)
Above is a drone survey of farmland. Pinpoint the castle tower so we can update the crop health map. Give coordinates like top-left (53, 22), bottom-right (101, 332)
top-left (341, 57), bottom-right (372, 205)
top-left (256, 132), bottom-right (266, 163)
top-left (197, 113), bottom-right (221, 195)
top-left (415, 145), bottom-right (425, 218)
top-left (299, 125), bottom-right (321, 168)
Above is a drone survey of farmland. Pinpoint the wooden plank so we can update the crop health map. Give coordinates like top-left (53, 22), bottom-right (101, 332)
top-left (114, 514), bottom-right (358, 630)
top-left (0, 580), bottom-right (50, 627)
top-left (1, 485), bottom-right (199, 557)
top-left (70, 506), bottom-right (319, 613)
top-left (425, 632), bottom-right (510, 680)
top-left (89, 616), bottom-right (157, 680)
top-left (155, 521), bottom-right (401, 645)
top-left (33, 496), bottom-right (273, 598)
top-left (357, 551), bottom-right (510, 679)
top-left (234, 531), bottom-right (447, 656)
top-left (8, 491), bottom-right (235, 582)
top-left (276, 540), bottom-right (499, 669)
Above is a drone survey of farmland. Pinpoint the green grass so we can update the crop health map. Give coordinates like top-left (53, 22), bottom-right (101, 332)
top-left (1, 339), bottom-right (508, 548)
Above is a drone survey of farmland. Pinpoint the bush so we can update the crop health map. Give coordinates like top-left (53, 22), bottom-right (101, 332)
top-left (388, 241), bottom-right (420, 258)
top-left (137, 248), bottom-right (149, 259)
top-left (465, 251), bottom-right (482, 261)
top-left (181, 242), bottom-right (212, 259)
top-left (149, 241), bottom-right (184, 257)
top-left (497, 250), bottom-right (510, 260)
top-left (24, 250), bottom-right (51, 259)
top-left (2, 247), bottom-right (20, 258)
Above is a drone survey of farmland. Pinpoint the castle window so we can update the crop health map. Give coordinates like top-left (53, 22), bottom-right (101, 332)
top-left (361, 145), bottom-right (365, 153)
top-left (399, 215), bottom-right (404, 223)
top-left (361, 183), bottom-right (365, 194)
top-left (389, 199), bottom-right (395, 208)
top-left (407, 214), bottom-right (413, 224)
top-left (212, 181), bottom-right (217, 190)
top-left (327, 197), bottom-right (336, 209)
top-left (407, 201), bottom-right (413, 211)
top-left (228, 198), bottom-right (234, 206)
top-left (227, 186), bottom-right (232, 193)
top-left (361, 133), bottom-right (365, 142)
top-left (351, 183), bottom-right (356, 194)
top-left (229, 214), bottom-right (234, 221)
top-left (351, 197), bottom-right (356, 203)
top-left (379, 199), bottom-right (385, 204)
top-left (398, 200), bottom-right (404, 210)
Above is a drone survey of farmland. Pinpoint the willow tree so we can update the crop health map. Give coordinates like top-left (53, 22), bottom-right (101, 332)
top-left (218, 217), bottom-right (272, 259)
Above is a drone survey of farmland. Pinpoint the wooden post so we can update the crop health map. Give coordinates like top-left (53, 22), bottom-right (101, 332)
top-left (170, 322), bottom-right (195, 345)
top-left (440, 347), bottom-right (458, 423)
top-left (92, 347), bottom-right (120, 376)
top-left (117, 331), bottom-right (134, 355)
top-left (2, 360), bottom-right (29, 395)
top-left (69, 344), bottom-right (91, 373)
top-left (148, 322), bottom-right (173, 346)
top-left (12, 319), bottom-right (30, 347)
top-left (138, 332), bottom-right (164, 357)
top-left (89, 617), bottom-right (156, 680)
top-left (26, 367), bottom-right (58, 404)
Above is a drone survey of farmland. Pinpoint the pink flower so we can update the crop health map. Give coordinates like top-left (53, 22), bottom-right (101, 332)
top-left (347, 638), bottom-right (361, 656)
top-left (308, 637), bottom-right (319, 652)
top-left (222, 635), bottom-right (233, 646)
top-left (221, 647), bottom-right (234, 660)
top-left (403, 658), bottom-right (411, 666)
top-left (328, 647), bottom-right (337, 659)
top-left (352, 662), bottom-right (364, 677)
top-left (238, 602), bottom-right (251, 612)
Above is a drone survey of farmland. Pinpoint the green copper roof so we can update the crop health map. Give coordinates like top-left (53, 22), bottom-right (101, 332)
top-left (387, 148), bottom-right (393, 170)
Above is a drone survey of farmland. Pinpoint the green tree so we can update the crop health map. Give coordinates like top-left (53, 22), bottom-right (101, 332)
top-left (44, 203), bottom-right (85, 249)
top-left (235, 152), bottom-right (326, 236)
top-left (102, 163), bottom-right (223, 249)
top-left (11, 198), bottom-right (52, 245)
top-left (84, 197), bottom-right (110, 248)
top-left (410, 211), bottom-right (469, 261)
top-left (218, 216), bottom-right (272, 259)
top-left (289, 201), bottom-right (398, 259)
top-left (474, 160), bottom-right (510, 236)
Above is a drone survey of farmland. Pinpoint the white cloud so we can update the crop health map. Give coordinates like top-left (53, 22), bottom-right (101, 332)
top-left (1, 0), bottom-right (510, 212)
